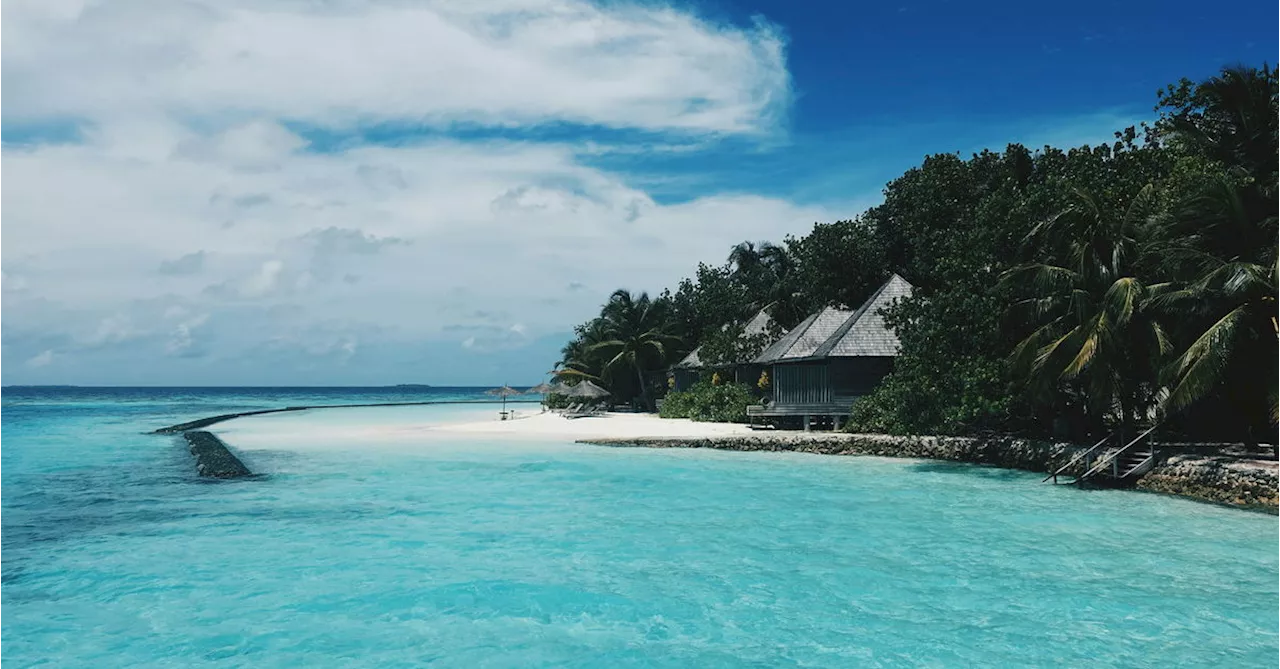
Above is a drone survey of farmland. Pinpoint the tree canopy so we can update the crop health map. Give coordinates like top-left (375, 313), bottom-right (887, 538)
top-left (557, 64), bottom-right (1277, 442)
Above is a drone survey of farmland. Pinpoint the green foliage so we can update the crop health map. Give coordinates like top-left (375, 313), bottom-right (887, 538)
top-left (1003, 185), bottom-right (1172, 433)
top-left (698, 319), bottom-right (783, 367)
top-left (555, 290), bottom-right (678, 410)
top-left (785, 219), bottom-right (887, 316)
top-left (659, 382), bottom-right (756, 423)
top-left (564, 63), bottom-right (1278, 441)
top-left (848, 357), bottom-right (1010, 436)
top-left (846, 281), bottom-right (1016, 436)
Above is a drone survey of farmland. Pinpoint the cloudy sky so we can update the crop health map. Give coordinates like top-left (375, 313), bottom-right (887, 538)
top-left (2, 0), bottom-right (1273, 386)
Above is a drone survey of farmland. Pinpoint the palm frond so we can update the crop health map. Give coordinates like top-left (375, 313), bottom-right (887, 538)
top-left (1000, 263), bottom-right (1078, 294)
top-left (1061, 313), bottom-right (1107, 379)
top-left (1163, 306), bottom-right (1247, 412)
top-left (1103, 277), bottom-right (1144, 325)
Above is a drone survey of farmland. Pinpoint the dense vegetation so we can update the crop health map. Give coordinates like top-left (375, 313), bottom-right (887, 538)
top-left (657, 381), bottom-right (756, 423)
top-left (556, 65), bottom-right (1277, 443)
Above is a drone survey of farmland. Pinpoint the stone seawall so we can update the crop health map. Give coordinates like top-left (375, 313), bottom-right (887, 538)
top-left (582, 433), bottom-right (1278, 513)
top-left (1138, 454), bottom-right (1278, 512)
top-left (584, 433), bottom-right (1091, 473)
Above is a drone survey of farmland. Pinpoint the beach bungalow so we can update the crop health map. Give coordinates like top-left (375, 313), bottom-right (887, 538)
top-left (671, 308), bottom-right (784, 391)
top-left (751, 274), bottom-right (914, 429)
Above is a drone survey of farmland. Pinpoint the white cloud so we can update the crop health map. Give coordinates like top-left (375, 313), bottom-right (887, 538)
top-left (2, 270), bottom-right (30, 294)
top-left (25, 350), bottom-right (55, 368)
top-left (242, 260), bottom-right (285, 298)
top-left (3, 0), bottom-right (789, 135)
top-left (0, 1), bottom-right (862, 384)
top-left (2, 126), bottom-right (840, 379)
top-left (84, 314), bottom-right (142, 346)
top-left (166, 313), bottom-right (210, 356)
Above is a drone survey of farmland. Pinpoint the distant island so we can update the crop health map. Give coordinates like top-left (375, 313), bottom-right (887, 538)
top-left (390, 384), bottom-right (433, 389)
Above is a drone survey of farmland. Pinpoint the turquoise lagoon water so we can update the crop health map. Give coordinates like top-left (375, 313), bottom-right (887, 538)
top-left (2, 388), bottom-right (1277, 667)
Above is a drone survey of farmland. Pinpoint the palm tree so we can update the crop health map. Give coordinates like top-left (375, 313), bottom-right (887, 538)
top-left (588, 290), bottom-right (679, 411)
top-left (1151, 65), bottom-right (1278, 434)
top-left (554, 318), bottom-right (609, 382)
top-left (1158, 64), bottom-right (1278, 189)
top-left (728, 240), bottom-right (802, 325)
top-left (1152, 176), bottom-right (1278, 430)
top-left (1004, 186), bottom-right (1171, 437)
top-left (1158, 260), bottom-right (1276, 414)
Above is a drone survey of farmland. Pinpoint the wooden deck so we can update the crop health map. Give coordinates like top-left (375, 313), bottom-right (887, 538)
top-left (748, 403), bottom-right (852, 417)
top-left (748, 400), bottom-right (855, 431)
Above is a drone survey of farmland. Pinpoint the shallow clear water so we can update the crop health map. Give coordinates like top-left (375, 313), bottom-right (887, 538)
top-left (3, 388), bottom-right (1277, 667)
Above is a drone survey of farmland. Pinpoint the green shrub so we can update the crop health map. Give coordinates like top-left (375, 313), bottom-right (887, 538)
top-left (845, 357), bottom-right (1011, 436)
top-left (659, 381), bottom-right (755, 423)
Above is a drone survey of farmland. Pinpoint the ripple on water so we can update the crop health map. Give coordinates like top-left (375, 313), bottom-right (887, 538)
top-left (3, 401), bottom-right (1277, 668)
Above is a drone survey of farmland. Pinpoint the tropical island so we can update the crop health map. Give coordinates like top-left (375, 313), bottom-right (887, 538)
top-left (542, 65), bottom-right (1277, 509)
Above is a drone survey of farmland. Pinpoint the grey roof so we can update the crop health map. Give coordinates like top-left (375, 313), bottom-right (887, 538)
top-left (752, 306), bottom-right (853, 363)
top-left (675, 347), bottom-right (706, 368)
top-left (754, 274), bottom-right (914, 364)
top-left (809, 274), bottom-right (914, 359)
top-left (675, 308), bottom-right (781, 369)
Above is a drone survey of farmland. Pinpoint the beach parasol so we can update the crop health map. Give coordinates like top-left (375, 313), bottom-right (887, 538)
top-left (564, 380), bottom-right (610, 399)
top-left (485, 384), bottom-right (523, 413)
top-left (526, 382), bottom-right (556, 412)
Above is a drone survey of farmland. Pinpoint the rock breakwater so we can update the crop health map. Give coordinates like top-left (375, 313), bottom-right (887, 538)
top-left (184, 431), bottom-right (253, 479)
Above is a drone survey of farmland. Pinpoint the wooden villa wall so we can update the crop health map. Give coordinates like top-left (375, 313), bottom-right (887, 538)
top-left (672, 369), bottom-right (701, 392)
top-left (767, 358), bottom-right (895, 413)
top-left (773, 363), bottom-right (832, 406)
top-left (829, 357), bottom-right (894, 399)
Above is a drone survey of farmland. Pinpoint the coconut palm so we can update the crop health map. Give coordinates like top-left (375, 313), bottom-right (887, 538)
top-left (1150, 65), bottom-right (1278, 432)
top-left (1004, 186), bottom-right (1171, 436)
top-left (587, 290), bottom-right (679, 411)
top-left (1158, 64), bottom-right (1278, 189)
top-left (728, 240), bottom-right (803, 326)
top-left (1159, 261), bottom-right (1276, 413)
top-left (1152, 175), bottom-right (1278, 428)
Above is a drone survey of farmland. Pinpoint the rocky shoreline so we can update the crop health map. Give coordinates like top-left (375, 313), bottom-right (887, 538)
top-left (1138, 454), bottom-right (1278, 512)
top-left (581, 433), bottom-right (1278, 513)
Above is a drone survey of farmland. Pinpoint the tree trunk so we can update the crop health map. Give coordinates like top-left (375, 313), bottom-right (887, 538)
top-left (635, 364), bottom-right (652, 412)
top-left (1243, 424), bottom-right (1260, 452)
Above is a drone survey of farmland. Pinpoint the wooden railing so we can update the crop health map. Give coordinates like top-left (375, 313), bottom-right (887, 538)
top-left (1076, 425), bottom-right (1159, 484)
top-left (1043, 433), bottom-right (1113, 484)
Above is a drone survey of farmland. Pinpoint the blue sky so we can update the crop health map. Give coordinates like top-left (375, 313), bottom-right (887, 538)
top-left (2, 0), bottom-right (1274, 386)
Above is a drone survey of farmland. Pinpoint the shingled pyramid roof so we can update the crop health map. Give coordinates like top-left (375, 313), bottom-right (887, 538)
top-left (752, 274), bottom-right (914, 364)
top-left (752, 306), bottom-right (853, 364)
top-left (809, 273), bottom-right (914, 358)
top-left (674, 308), bottom-right (782, 369)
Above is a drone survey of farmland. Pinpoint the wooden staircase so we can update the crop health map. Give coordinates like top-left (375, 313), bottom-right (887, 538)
top-left (1044, 426), bottom-right (1159, 487)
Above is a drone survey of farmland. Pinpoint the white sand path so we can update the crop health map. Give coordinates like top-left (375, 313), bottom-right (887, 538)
top-left (212, 408), bottom-right (757, 452)
top-left (435, 411), bottom-right (756, 440)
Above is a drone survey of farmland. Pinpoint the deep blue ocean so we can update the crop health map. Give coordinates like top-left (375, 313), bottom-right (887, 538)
top-left (3, 387), bottom-right (1277, 668)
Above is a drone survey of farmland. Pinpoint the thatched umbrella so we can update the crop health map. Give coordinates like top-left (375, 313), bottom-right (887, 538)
top-left (485, 384), bottom-right (523, 413)
top-left (565, 380), bottom-right (610, 400)
top-left (526, 382), bottom-right (556, 411)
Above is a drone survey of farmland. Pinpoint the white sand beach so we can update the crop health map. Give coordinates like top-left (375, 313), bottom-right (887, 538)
top-left (436, 410), bottom-right (756, 440)
top-left (212, 406), bottom-right (758, 452)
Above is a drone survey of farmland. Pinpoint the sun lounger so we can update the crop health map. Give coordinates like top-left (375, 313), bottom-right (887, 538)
top-left (564, 403), bottom-right (604, 419)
